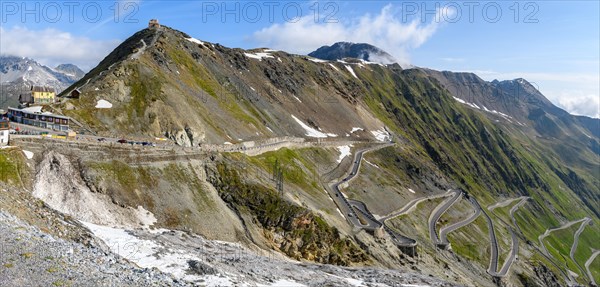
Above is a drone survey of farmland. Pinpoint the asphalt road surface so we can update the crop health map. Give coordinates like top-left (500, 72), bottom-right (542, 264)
top-left (326, 145), bottom-right (391, 230)
top-left (438, 197), bottom-right (482, 246)
top-left (380, 190), bottom-right (455, 222)
top-left (585, 249), bottom-right (600, 286)
top-left (570, 217), bottom-right (592, 283)
top-left (429, 190), bottom-right (462, 245)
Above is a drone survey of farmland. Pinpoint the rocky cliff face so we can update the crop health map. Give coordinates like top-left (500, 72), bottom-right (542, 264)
top-left (206, 162), bottom-right (368, 266)
top-left (32, 151), bottom-right (157, 227)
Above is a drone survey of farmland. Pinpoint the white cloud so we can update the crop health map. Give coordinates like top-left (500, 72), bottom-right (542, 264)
top-left (0, 26), bottom-right (120, 71)
top-left (250, 4), bottom-right (452, 66)
top-left (441, 57), bottom-right (465, 63)
top-left (550, 90), bottom-right (599, 119)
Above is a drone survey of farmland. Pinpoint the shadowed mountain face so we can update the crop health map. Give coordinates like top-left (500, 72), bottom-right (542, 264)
top-left (424, 69), bottom-right (599, 217)
top-left (48, 25), bottom-right (599, 285)
top-left (308, 42), bottom-right (398, 64)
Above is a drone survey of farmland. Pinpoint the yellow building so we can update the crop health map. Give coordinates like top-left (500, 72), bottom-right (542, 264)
top-left (31, 86), bottom-right (55, 104)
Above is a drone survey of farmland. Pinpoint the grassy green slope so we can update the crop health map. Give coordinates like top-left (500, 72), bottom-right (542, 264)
top-left (352, 66), bottom-right (599, 280)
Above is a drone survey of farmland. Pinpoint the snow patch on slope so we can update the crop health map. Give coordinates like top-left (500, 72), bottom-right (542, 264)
top-left (186, 37), bottom-right (205, 45)
top-left (453, 98), bottom-right (514, 120)
top-left (336, 145), bottom-right (352, 163)
top-left (371, 129), bottom-right (391, 142)
top-left (95, 99), bottom-right (113, 109)
top-left (244, 52), bottom-right (274, 61)
top-left (345, 65), bottom-right (358, 79)
top-left (452, 97), bottom-right (480, 110)
top-left (363, 159), bottom-right (380, 169)
top-left (81, 222), bottom-right (231, 286)
top-left (308, 58), bottom-right (328, 63)
top-left (22, 150), bottom-right (34, 159)
top-left (291, 115), bottom-right (336, 138)
top-left (351, 127), bottom-right (363, 134)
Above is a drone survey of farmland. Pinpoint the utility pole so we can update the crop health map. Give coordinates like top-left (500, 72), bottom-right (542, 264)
top-left (272, 159), bottom-right (279, 182)
top-left (272, 158), bottom-right (284, 197)
top-left (277, 167), bottom-right (283, 197)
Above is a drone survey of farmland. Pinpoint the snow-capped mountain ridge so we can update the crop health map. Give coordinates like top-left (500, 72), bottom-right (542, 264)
top-left (308, 42), bottom-right (398, 65)
top-left (0, 56), bottom-right (84, 108)
top-left (0, 56), bottom-right (83, 85)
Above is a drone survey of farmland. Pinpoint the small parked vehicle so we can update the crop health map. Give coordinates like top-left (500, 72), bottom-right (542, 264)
top-left (117, 139), bottom-right (127, 144)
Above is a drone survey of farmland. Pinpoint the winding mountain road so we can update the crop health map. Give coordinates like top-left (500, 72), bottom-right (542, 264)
top-left (380, 190), bottom-right (455, 222)
top-left (535, 217), bottom-right (592, 285)
top-left (508, 197), bottom-right (529, 236)
top-left (438, 197), bottom-right (482, 246)
top-left (494, 227), bottom-right (519, 277)
top-left (325, 145), bottom-right (390, 230)
top-left (585, 249), bottom-right (600, 286)
top-left (485, 196), bottom-right (530, 277)
top-left (488, 196), bottom-right (528, 212)
top-left (505, 197), bottom-right (572, 283)
top-left (429, 190), bottom-right (462, 246)
top-left (21, 125), bottom-right (590, 281)
top-left (324, 143), bottom-right (417, 247)
top-left (538, 218), bottom-right (590, 257)
top-left (474, 198), bottom-right (500, 276)
top-left (570, 217), bottom-right (592, 282)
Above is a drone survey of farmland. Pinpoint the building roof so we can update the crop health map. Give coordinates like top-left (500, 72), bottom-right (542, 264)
top-left (8, 106), bottom-right (71, 120)
top-left (21, 106), bottom-right (43, 113)
top-left (19, 93), bottom-right (34, 103)
top-left (31, 86), bottom-right (55, 93)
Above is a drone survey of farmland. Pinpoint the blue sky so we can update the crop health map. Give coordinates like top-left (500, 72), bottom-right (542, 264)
top-left (1, 1), bottom-right (598, 117)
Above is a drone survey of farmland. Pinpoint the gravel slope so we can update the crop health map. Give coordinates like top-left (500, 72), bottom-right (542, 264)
top-left (0, 210), bottom-right (192, 287)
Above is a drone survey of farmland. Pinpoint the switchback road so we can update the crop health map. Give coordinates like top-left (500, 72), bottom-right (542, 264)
top-left (325, 145), bottom-right (391, 230)
top-left (438, 197), bottom-right (481, 246)
top-left (488, 196), bottom-right (528, 212)
top-left (473, 198), bottom-right (500, 276)
top-left (487, 196), bottom-right (529, 277)
top-left (380, 190), bottom-right (455, 222)
top-left (508, 197), bottom-right (529, 237)
top-left (429, 190), bottom-right (462, 245)
top-left (570, 217), bottom-right (592, 282)
top-left (494, 227), bottom-right (518, 277)
top-left (538, 218), bottom-right (590, 257)
top-left (324, 143), bottom-right (416, 247)
top-left (585, 249), bottom-right (600, 286)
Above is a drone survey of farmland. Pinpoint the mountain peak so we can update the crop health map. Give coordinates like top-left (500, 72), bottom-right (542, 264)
top-left (308, 42), bottom-right (397, 65)
top-left (54, 64), bottom-right (85, 78)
